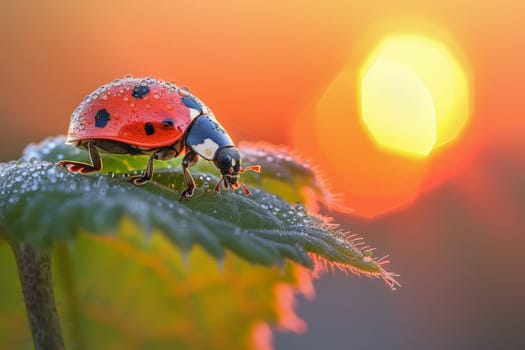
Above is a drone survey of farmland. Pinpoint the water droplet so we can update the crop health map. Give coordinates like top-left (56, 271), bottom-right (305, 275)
top-left (178, 87), bottom-right (190, 96)
top-left (260, 203), bottom-right (269, 210)
top-left (153, 93), bottom-right (160, 99)
top-left (295, 203), bottom-right (306, 212)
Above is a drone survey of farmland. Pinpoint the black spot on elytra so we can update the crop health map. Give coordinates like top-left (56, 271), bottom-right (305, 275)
top-left (145, 122), bottom-right (155, 135)
top-left (132, 85), bottom-right (150, 99)
top-left (95, 109), bottom-right (111, 128)
top-left (163, 119), bottom-right (175, 128)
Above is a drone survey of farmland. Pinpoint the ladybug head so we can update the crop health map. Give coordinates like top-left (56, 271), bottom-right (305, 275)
top-left (213, 147), bottom-right (260, 195)
top-left (214, 147), bottom-right (242, 188)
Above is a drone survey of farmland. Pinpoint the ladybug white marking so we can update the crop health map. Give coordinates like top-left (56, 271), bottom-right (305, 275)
top-left (193, 138), bottom-right (219, 160)
top-left (189, 107), bottom-right (201, 120)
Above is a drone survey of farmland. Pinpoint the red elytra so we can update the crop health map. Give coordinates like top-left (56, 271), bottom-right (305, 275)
top-left (66, 77), bottom-right (205, 149)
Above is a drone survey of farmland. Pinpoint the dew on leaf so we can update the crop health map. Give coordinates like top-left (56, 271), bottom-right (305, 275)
top-left (0, 136), bottom-right (400, 290)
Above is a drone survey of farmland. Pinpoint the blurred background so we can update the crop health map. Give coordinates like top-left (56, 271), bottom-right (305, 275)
top-left (1, 0), bottom-right (524, 349)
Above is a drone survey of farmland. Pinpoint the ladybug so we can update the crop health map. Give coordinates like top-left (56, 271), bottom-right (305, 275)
top-left (58, 77), bottom-right (260, 200)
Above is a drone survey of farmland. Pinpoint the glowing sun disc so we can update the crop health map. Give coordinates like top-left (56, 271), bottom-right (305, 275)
top-left (359, 34), bottom-right (470, 157)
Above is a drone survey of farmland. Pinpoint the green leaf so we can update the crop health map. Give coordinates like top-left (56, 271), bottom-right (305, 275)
top-left (0, 136), bottom-right (398, 349)
top-left (2, 136), bottom-right (398, 285)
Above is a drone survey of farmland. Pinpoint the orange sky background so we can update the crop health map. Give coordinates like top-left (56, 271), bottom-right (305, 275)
top-left (1, 0), bottom-right (523, 218)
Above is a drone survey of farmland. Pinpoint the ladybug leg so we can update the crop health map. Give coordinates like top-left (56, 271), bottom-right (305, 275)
top-left (179, 151), bottom-right (199, 201)
top-left (58, 140), bottom-right (102, 174)
top-left (128, 152), bottom-right (158, 185)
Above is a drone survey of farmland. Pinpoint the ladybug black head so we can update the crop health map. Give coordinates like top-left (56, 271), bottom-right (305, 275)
top-left (214, 147), bottom-right (241, 188)
top-left (213, 147), bottom-right (261, 195)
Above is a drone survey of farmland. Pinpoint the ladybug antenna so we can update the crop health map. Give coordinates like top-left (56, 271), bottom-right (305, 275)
top-left (236, 164), bottom-right (261, 196)
top-left (239, 165), bottom-right (261, 174)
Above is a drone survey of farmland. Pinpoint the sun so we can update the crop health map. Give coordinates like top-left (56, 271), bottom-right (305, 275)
top-left (292, 32), bottom-right (472, 217)
top-left (359, 34), bottom-right (470, 157)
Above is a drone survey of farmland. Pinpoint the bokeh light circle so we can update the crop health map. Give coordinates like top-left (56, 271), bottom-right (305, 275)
top-left (360, 35), bottom-right (470, 156)
top-left (292, 32), bottom-right (471, 217)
